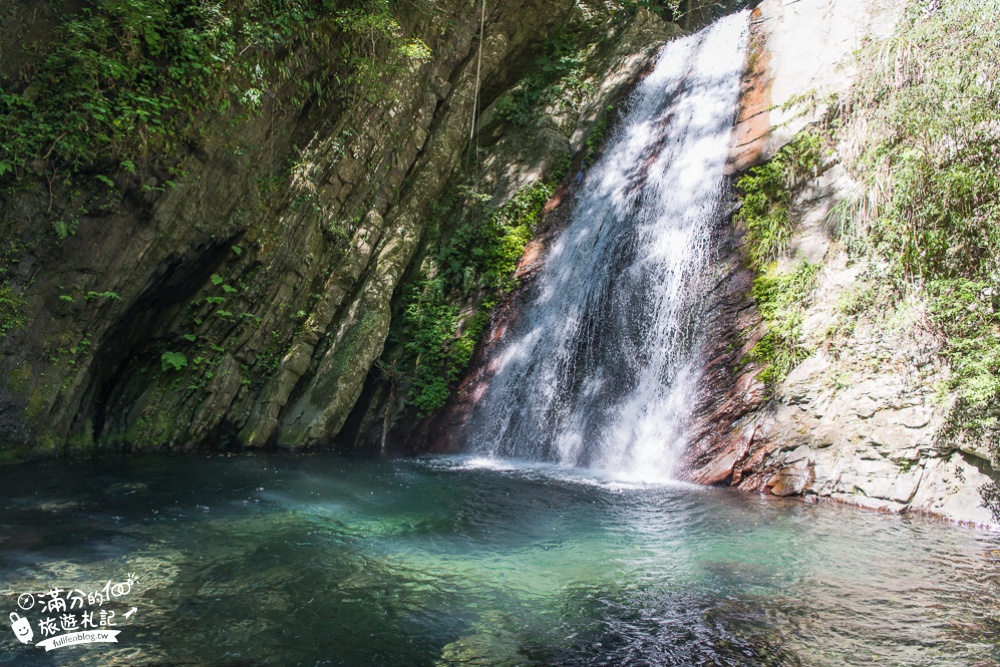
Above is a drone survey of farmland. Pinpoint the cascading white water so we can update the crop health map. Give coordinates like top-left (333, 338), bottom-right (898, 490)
top-left (466, 12), bottom-right (749, 481)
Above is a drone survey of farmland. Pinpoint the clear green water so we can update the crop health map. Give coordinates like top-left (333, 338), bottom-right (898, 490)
top-left (1, 453), bottom-right (998, 666)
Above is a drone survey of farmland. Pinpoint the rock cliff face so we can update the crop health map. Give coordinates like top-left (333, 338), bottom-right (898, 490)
top-left (679, 0), bottom-right (998, 527)
top-left (0, 0), bottom-right (577, 455)
top-left (0, 0), bottom-right (694, 458)
top-left (3, 0), bottom-right (993, 528)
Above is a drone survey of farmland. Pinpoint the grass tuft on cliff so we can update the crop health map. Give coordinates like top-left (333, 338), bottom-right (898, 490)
top-left (734, 130), bottom-right (825, 386)
top-left (839, 0), bottom-right (1000, 442)
top-left (735, 131), bottom-right (824, 270)
top-left (0, 0), bottom-right (429, 195)
top-left (745, 261), bottom-right (821, 387)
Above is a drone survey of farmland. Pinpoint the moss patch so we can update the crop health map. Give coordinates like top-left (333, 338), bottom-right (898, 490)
top-left (398, 181), bottom-right (554, 416)
top-left (744, 261), bottom-right (820, 387)
top-left (734, 131), bottom-right (824, 270)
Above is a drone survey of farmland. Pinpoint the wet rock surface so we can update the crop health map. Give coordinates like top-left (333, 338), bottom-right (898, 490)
top-left (681, 0), bottom-right (997, 526)
top-left (0, 0), bottom-right (583, 455)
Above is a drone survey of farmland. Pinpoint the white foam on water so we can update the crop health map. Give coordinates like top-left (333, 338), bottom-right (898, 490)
top-left (420, 455), bottom-right (706, 493)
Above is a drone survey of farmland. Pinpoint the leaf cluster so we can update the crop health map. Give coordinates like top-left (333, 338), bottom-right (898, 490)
top-left (734, 131), bottom-right (824, 269)
top-left (0, 0), bottom-right (430, 197)
top-left (745, 261), bottom-right (820, 387)
top-left (400, 181), bottom-right (553, 416)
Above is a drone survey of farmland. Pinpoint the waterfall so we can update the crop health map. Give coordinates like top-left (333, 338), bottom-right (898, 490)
top-left (465, 12), bottom-right (750, 481)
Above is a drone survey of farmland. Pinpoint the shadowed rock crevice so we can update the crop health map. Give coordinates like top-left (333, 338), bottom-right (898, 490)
top-left (83, 237), bottom-right (241, 443)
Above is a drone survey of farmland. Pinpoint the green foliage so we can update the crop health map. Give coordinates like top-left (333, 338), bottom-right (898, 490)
top-left (401, 181), bottom-right (554, 415)
top-left (3, 0), bottom-right (234, 182)
top-left (492, 87), bottom-right (543, 129)
top-left (0, 284), bottom-right (28, 339)
top-left (583, 107), bottom-right (613, 168)
top-left (437, 183), bottom-right (553, 294)
top-left (52, 218), bottom-right (78, 241)
top-left (160, 351), bottom-right (188, 372)
top-left (732, 130), bottom-right (825, 385)
top-left (745, 261), bottom-right (820, 387)
top-left (735, 131), bottom-right (824, 269)
top-left (836, 0), bottom-right (1000, 461)
top-left (841, 0), bottom-right (1000, 282)
top-left (84, 290), bottom-right (120, 301)
top-left (402, 296), bottom-right (473, 417)
top-left (0, 0), bottom-right (430, 196)
top-left (927, 279), bottom-right (1000, 431)
top-left (49, 333), bottom-right (92, 369)
top-left (493, 28), bottom-right (593, 128)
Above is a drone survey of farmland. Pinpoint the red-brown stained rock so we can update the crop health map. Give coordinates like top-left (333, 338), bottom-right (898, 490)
top-left (727, 7), bottom-right (773, 174)
top-left (415, 188), bottom-right (577, 454)
top-left (675, 211), bottom-right (772, 487)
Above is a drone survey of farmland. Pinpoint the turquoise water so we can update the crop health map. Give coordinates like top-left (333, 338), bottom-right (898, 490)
top-left (1, 453), bottom-right (998, 666)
